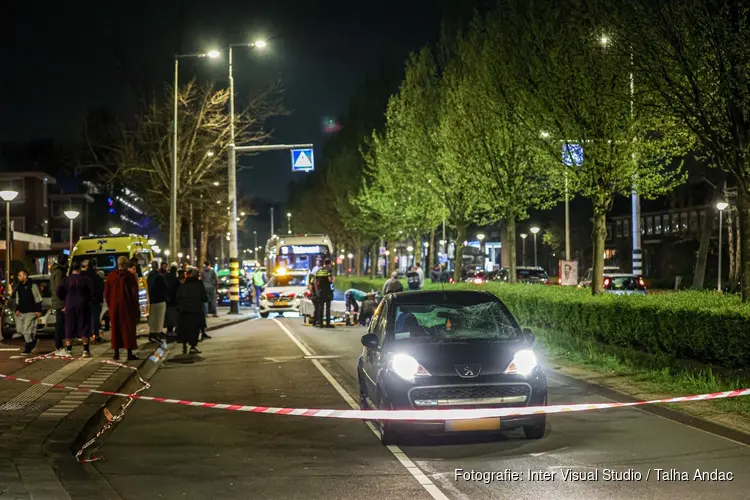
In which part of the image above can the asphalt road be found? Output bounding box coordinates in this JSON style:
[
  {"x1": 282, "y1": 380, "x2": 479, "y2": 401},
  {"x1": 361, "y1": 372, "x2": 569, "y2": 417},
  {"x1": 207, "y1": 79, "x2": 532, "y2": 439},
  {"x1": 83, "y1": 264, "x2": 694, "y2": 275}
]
[{"x1": 94, "y1": 317, "x2": 750, "y2": 499}]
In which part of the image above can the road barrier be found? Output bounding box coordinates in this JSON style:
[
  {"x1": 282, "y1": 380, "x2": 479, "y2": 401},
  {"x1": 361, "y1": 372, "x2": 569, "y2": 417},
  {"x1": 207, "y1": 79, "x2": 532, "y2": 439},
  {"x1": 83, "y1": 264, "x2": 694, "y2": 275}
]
[{"x1": 2, "y1": 367, "x2": 748, "y2": 421}]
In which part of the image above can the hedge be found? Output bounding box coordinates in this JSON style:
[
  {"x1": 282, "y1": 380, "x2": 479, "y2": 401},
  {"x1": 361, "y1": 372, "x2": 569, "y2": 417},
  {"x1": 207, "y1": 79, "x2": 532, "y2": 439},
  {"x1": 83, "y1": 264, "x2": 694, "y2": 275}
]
[{"x1": 335, "y1": 277, "x2": 750, "y2": 369}]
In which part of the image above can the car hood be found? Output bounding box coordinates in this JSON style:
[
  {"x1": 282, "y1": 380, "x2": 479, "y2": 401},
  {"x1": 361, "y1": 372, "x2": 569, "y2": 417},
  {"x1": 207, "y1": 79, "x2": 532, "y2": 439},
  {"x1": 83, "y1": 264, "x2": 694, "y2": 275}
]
[
  {"x1": 264, "y1": 286, "x2": 305, "y2": 297},
  {"x1": 390, "y1": 340, "x2": 529, "y2": 376}
]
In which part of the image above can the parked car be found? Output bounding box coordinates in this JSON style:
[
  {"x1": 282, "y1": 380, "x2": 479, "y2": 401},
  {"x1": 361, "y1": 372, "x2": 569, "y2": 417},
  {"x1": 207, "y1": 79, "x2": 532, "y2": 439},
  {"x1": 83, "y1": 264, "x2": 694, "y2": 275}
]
[
  {"x1": 358, "y1": 290, "x2": 547, "y2": 444},
  {"x1": 495, "y1": 266, "x2": 551, "y2": 285},
  {"x1": 578, "y1": 266, "x2": 623, "y2": 288}
]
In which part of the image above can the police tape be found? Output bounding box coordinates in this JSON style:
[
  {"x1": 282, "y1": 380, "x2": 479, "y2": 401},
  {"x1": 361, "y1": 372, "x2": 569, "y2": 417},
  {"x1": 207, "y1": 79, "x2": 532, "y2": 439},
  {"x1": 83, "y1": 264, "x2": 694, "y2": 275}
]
[{"x1": 1, "y1": 367, "x2": 749, "y2": 420}]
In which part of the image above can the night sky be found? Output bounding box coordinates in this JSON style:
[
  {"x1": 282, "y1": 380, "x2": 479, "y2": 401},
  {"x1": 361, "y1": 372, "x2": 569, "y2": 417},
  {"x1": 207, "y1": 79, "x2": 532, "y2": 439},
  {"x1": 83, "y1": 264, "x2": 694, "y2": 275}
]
[{"x1": 1, "y1": 0, "x2": 443, "y2": 209}]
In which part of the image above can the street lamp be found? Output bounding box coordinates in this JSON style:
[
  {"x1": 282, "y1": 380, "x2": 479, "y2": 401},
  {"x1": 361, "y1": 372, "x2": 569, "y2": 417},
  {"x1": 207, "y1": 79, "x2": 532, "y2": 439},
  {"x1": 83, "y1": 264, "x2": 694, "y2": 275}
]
[
  {"x1": 225, "y1": 39, "x2": 267, "y2": 315},
  {"x1": 0, "y1": 190, "x2": 18, "y2": 290},
  {"x1": 172, "y1": 49, "x2": 220, "y2": 276},
  {"x1": 164, "y1": 249, "x2": 171, "y2": 257},
  {"x1": 717, "y1": 201, "x2": 729, "y2": 291},
  {"x1": 520, "y1": 233, "x2": 528, "y2": 267},
  {"x1": 64, "y1": 210, "x2": 80, "y2": 254},
  {"x1": 109, "y1": 227, "x2": 121, "y2": 235},
  {"x1": 147, "y1": 239, "x2": 157, "y2": 246},
  {"x1": 530, "y1": 226, "x2": 540, "y2": 268}
]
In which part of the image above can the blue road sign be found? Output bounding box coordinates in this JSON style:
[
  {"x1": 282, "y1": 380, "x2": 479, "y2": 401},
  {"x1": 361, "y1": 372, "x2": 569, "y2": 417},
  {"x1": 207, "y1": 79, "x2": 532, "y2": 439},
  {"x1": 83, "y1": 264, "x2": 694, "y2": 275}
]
[
  {"x1": 291, "y1": 148, "x2": 315, "y2": 172},
  {"x1": 562, "y1": 143, "x2": 584, "y2": 167}
]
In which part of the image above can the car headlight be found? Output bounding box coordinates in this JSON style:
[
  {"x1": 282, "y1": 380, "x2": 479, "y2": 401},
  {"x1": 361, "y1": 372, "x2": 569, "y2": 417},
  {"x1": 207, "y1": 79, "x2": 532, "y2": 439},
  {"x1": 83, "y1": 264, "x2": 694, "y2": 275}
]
[
  {"x1": 390, "y1": 354, "x2": 430, "y2": 381},
  {"x1": 219, "y1": 288, "x2": 229, "y2": 294},
  {"x1": 504, "y1": 349, "x2": 538, "y2": 376}
]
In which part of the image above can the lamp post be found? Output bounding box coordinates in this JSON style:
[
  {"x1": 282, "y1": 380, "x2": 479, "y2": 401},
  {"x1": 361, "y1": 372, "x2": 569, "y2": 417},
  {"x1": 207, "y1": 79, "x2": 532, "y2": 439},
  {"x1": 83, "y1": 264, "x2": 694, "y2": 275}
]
[
  {"x1": 64, "y1": 210, "x2": 80, "y2": 254},
  {"x1": 530, "y1": 226, "x2": 540, "y2": 268},
  {"x1": 225, "y1": 39, "x2": 267, "y2": 314},
  {"x1": 716, "y1": 201, "x2": 729, "y2": 291},
  {"x1": 0, "y1": 190, "x2": 18, "y2": 291},
  {"x1": 520, "y1": 233, "x2": 528, "y2": 267},
  {"x1": 477, "y1": 233, "x2": 486, "y2": 271},
  {"x1": 171, "y1": 50, "x2": 220, "y2": 276},
  {"x1": 109, "y1": 227, "x2": 121, "y2": 236}
]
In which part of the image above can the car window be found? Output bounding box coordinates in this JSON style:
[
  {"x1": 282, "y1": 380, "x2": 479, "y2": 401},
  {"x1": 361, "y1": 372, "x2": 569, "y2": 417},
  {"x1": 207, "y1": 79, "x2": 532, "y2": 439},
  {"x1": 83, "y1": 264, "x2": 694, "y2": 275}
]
[
  {"x1": 268, "y1": 274, "x2": 308, "y2": 287},
  {"x1": 72, "y1": 253, "x2": 129, "y2": 275},
  {"x1": 392, "y1": 301, "x2": 520, "y2": 342},
  {"x1": 517, "y1": 269, "x2": 548, "y2": 279},
  {"x1": 35, "y1": 280, "x2": 52, "y2": 298},
  {"x1": 609, "y1": 276, "x2": 639, "y2": 290}
]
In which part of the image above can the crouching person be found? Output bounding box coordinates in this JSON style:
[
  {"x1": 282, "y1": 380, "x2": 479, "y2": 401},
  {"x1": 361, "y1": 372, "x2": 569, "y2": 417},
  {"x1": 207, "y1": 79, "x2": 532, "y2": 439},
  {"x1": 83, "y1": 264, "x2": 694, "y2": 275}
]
[{"x1": 13, "y1": 269, "x2": 42, "y2": 355}]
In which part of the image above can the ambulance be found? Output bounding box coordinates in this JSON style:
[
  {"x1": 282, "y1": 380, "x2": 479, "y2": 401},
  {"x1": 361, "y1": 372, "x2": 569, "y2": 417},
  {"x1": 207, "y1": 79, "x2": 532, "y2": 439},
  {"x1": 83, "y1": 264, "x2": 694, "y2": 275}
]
[{"x1": 70, "y1": 234, "x2": 154, "y2": 319}]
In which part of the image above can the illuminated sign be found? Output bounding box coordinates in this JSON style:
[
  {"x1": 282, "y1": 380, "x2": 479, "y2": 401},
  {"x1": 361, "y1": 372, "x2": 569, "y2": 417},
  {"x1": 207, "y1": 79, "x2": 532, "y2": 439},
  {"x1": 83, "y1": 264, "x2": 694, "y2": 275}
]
[
  {"x1": 562, "y1": 143, "x2": 584, "y2": 166},
  {"x1": 284, "y1": 245, "x2": 324, "y2": 255}
]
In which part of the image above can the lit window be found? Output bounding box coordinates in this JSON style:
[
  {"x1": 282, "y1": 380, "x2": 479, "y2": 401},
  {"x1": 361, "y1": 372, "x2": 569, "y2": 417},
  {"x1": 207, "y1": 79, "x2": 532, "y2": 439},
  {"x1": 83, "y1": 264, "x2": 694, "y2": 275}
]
[
  {"x1": 646, "y1": 217, "x2": 653, "y2": 235},
  {"x1": 654, "y1": 215, "x2": 662, "y2": 235}
]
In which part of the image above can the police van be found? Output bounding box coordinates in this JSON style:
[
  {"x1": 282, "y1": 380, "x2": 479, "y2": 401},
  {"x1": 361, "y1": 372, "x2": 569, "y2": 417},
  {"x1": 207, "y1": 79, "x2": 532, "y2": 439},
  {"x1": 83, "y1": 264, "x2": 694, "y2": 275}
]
[{"x1": 70, "y1": 234, "x2": 154, "y2": 319}]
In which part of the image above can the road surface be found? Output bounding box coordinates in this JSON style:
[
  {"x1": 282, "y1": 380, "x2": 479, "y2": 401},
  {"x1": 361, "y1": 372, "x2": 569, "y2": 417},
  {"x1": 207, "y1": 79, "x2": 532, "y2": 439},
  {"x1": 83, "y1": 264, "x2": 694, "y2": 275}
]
[{"x1": 93, "y1": 317, "x2": 750, "y2": 499}]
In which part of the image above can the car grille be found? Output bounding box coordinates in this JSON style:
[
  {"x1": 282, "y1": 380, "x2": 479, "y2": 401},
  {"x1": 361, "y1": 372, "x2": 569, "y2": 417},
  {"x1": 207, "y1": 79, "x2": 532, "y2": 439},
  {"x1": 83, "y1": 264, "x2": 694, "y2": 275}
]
[{"x1": 409, "y1": 384, "x2": 530, "y2": 409}]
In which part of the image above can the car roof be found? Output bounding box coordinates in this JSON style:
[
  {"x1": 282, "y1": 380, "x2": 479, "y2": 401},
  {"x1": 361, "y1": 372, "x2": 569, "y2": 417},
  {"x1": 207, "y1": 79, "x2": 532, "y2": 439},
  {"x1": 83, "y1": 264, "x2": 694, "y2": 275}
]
[
  {"x1": 605, "y1": 273, "x2": 638, "y2": 278},
  {"x1": 389, "y1": 290, "x2": 500, "y2": 306}
]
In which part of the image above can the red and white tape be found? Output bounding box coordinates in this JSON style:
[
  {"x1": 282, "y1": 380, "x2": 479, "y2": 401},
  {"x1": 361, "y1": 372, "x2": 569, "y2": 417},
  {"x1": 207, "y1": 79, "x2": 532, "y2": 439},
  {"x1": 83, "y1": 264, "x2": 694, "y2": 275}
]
[{"x1": 1, "y1": 369, "x2": 748, "y2": 420}]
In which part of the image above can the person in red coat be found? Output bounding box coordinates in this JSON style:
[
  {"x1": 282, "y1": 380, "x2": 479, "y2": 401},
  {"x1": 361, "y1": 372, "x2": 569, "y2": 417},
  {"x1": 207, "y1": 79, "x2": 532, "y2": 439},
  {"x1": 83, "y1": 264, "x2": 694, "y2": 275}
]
[{"x1": 104, "y1": 256, "x2": 140, "y2": 361}]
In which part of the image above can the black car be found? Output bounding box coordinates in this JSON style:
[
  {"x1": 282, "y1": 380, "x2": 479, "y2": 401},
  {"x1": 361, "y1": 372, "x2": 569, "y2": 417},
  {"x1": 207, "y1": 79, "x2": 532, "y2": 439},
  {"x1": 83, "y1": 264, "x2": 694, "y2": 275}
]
[
  {"x1": 496, "y1": 266, "x2": 551, "y2": 285},
  {"x1": 357, "y1": 290, "x2": 547, "y2": 445},
  {"x1": 217, "y1": 276, "x2": 252, "y2": 305}
]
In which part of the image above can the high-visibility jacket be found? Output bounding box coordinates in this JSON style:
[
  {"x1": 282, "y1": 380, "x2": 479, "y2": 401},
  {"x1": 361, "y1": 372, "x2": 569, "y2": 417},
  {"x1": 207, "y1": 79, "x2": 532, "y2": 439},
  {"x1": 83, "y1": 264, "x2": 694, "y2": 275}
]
[{"x1": 253, "y1": 271, "x2": 266, "y2": 287}]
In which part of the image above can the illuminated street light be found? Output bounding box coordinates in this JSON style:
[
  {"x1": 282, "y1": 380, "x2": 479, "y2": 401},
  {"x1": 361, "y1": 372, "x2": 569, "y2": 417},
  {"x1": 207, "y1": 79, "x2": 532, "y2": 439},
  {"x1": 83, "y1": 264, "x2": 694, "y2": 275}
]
[
  {"x1": 530, "y1": 226, "x2": 540, "y2": 267},
  {"x1": 206, "y1": 50, "x2": 221, "y2": 58},
  {"x1": 213, "y1": 181, "x2": 220, "y2": 186},
  {"x1": 64, "y1": 210, "x2": 80, "y2": 254},
  {"x1": 109, "y1": 227, "x2": 122, "y2": 235},
  {"x1": 254, "y1": 39, "x2": 267, "y2": 48},
  {"x1": 164, "y1": 249, "x2": 171, "y2": 257},
  {"x1": 407, "y1": 246, "x2": 414, "y2": 252},
  {"x1": 521, "y1": 233, "x2": 528, "y2": 266},
  {"x1": 600, "y1": 34, "x2": 610, "y2": 46},
  {"x1": 206, "y1": 151, "x2": 215, "y2": 157},
  {"x1": 147, "y1": 239, "x2": 157, "y2": 245},
  {"x1": 0, "y1": 190, "x2": 18, "y2": 291},
  {"x1": 717, "y1": 201, "x2": 729, "y2": 291}
]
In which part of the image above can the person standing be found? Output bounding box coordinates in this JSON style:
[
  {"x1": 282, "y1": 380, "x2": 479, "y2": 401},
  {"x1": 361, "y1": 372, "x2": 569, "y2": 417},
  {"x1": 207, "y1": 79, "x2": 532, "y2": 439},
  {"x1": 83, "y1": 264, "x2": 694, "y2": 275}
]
[
  {"x1": 13, "y1": 269, "x2": 42, "y2": 355},
  {"x1": 104, "y1": 256, "x2": 139, "y2": 361},
  {"x1": 201, "y1": 261, "x2": 219, "y2": 318},
  {"x1": 159, "y1": 261, "x2": 168, "y2": 274},
  {"x1": 406, "y1": 266, "x2": 421, "y2": 291},
  {"x1": 56, "y1": 261, "x2": 94, "y2": 358},
  {"x1": 82, "y1": 259, "x2": 105, "y2": 344},
  {"x1": 164, "y1": 263, "x2": 180, "y2": 336},
  {"x1": 177, "y1": 268, "x2": 207, "y2": 355},
  {"x1": 314, "y1": 258, "x2": 334, "y2": 328},
  {"x1": 50, "y1": 253, "x2": 68, "y2": 356},
  {"x1": 147, "y1": 261, "x2": 168, "y2": 343},
  {"x1": 252, "y1": 267, "x2": 267, "y2": 308},
  {"x1": 383, "y1": 271, "x2": 404, "y2": 295}
]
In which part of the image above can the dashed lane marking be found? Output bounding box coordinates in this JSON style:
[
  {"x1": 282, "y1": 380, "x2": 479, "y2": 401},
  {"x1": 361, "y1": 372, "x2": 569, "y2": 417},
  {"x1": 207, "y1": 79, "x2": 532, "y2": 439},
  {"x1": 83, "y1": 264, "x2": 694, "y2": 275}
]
[{"x1": 271, "y1": 318, "x2": 450, "y2": 500}]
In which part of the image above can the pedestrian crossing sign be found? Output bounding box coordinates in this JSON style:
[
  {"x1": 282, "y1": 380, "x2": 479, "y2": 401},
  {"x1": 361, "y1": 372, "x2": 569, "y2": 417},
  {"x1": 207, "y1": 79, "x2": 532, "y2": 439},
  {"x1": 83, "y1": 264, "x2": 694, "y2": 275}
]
[{"x1": 291, "y1": 148, "x2": 314, "y2": 172}]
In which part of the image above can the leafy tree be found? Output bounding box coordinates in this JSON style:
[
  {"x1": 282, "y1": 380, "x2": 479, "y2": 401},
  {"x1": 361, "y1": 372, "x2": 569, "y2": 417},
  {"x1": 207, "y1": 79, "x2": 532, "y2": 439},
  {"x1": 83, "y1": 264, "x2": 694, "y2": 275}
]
[
  {"x1": 493, "y1": 0, "x2": 690, "y2": 294},
  {"x1": 439, "y1": 26, "x2": 563, "y2": 282},
  {"x1": 608, "y1": 0, "x2": 750, "y2": 301}
]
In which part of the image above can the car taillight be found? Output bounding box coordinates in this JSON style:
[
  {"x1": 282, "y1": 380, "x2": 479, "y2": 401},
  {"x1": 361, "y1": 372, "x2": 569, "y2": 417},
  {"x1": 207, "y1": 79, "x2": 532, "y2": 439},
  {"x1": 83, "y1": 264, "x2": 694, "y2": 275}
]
[
  {"x1": 473, "y1": 278, "x2": 483, "y2": 285},
  {"x1": 603, "y1": 278, "x2": 611, "y2": 288},
  {"x1": 638, "y1": 277, "x2": 646, "y2": 288}
]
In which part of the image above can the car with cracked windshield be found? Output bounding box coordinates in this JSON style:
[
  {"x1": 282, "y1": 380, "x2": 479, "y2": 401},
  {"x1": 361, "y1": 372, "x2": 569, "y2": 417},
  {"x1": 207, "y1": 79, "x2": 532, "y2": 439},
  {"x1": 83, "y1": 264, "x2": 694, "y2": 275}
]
[{"x1": 357, "y1": 290, "x2": 547, "y2": 445}]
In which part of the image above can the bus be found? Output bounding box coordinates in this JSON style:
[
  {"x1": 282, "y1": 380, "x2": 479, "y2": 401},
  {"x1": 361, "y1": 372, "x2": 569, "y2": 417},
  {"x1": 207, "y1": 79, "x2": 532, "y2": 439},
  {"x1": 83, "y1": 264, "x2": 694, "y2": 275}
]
[{"x1": 265, "y1": 234, "x2": 333, "y2": 273}]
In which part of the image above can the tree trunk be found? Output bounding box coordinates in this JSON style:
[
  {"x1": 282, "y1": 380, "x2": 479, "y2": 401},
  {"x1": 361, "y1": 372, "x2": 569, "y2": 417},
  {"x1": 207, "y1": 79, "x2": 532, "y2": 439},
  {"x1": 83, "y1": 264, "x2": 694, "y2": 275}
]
[
  {"x1": 693, "y1": 171, "x2": 726, "y2": 289},
  {"x1": 454, "y1": 221, "x2": 467, "y2": 283},
  {"x1": 387, "y1": 240, "x2": 396, "y2": 276},
  {"x1": 369, "y1": 243, "x2": 377, "y2": 278},
  {"x1": 506, "y1": 214, "x2": 517, "y2": 284},
  {"x1": 738, "y1": 188, "x2": 750, "y2": 303},
  {"x1": 199, "y1": 213, "x2": 208, "y2": 267},
  {"x1": 736, "y1": 210, "x2": 742, "y2": 282},
  {"x1": 424, "y1": 228, "x2": 435, "y2": 274},
  {"x1": 728, "y1": 208, "x2": 736, "y2": 282},
  {"x1": 591, "y1": 209, "x2": 606, "y2": 295},
  {"x1": 355, "y1": 241, "x2": 362, "y2": 277}
]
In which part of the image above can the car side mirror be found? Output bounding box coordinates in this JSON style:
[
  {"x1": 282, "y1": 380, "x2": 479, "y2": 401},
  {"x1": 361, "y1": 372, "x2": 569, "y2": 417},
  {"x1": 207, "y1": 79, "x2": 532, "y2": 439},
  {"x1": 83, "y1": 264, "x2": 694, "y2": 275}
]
[
  {"x1": 361, "y1": 333, "x2": 379, "y2": 350},
  {"x1": 522, "y1": 328, "x2": 535, "y2": 346}
]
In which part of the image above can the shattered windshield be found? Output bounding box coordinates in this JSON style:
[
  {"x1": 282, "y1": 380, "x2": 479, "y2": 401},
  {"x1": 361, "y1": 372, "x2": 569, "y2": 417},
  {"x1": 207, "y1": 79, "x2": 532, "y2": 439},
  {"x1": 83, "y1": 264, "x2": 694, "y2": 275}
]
[{"x1": 392, "y1": 302, "x2": 520, "y2": 342}]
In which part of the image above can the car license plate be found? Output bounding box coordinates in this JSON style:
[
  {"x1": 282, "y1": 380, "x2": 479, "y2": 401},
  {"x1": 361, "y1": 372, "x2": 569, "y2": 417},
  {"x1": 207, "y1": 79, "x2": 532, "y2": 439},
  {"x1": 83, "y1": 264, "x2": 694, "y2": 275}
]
[
  {"x1": 445, "y1": 418, "x2": 501, "y2": 432},
  {"x1": 275, "y1": 301, "x2": 289, "y2": 307}
]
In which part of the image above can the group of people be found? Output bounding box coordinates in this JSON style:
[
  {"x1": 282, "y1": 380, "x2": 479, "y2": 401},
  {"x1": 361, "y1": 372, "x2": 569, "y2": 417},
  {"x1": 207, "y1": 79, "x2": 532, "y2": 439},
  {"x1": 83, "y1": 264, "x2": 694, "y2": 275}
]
[{"x1": 12, "y1": 253, "x2": 218, "y2": 359}]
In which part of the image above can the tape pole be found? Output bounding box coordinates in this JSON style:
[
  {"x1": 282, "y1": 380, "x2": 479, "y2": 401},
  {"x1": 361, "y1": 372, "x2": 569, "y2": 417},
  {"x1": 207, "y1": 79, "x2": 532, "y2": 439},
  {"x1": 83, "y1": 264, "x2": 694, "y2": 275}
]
[{"x1": 1, "y1": 369, "x2": 748, "y2": 421}]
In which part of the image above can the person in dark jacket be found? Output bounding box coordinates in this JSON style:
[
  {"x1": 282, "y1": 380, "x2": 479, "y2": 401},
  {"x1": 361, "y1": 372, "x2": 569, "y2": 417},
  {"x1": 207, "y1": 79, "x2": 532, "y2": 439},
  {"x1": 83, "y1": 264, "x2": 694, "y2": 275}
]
[
  {"x1": 383, "y1": 271, "x2": 404, "y2": 295},
  {"x1": 147, "y1": 261, "x2": 169, "y2": 343},
  {"x1": 406, "y1": 266, "x2": 421, "y2": 291},
  {"x1": 164, "y1": 264, "x2": 180, "y2": 336},
  {"x1": 159, "y1": 261, "x2": 168, "y2": 274},
  {"x1": 13, "y1": 269, "x2": 43, "y2": 355},
  {"x1": 313, "y1": 259, "x2": 334, "y2": 328},
  {"x1": 177, "y1": 268, "x2": 207, "y2": 355},
  {"x1": 56, "y1": 261, "x2": 94, "y2": 358},
  {"x1": 49, "y1": 254, "x2": 68, "y2": 356},
  {"x1": 82, "y1": 259, "x2": 105, "y2": 344}
]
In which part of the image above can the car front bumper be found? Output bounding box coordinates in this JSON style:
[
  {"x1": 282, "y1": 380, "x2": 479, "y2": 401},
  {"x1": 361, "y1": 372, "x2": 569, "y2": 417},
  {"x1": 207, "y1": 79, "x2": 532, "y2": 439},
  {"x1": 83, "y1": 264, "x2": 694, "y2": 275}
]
[
  {"x1": 381, "y1": 369, "x2": 548, "y2": 434},
  {"x1": 259, "y1": 298, "x2": 302, "y2": 314}
]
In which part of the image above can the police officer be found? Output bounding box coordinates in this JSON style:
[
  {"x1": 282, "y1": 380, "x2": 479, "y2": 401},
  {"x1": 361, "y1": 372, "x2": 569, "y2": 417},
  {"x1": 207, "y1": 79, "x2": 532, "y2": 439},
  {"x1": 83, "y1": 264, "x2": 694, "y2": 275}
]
[{"x1": 314, "y1": 258, "x2": 334, "y2": 328}]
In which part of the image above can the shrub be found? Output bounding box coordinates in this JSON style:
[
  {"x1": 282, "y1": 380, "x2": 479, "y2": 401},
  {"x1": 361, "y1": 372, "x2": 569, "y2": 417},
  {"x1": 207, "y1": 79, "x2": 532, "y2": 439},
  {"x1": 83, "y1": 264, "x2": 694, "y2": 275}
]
[{"x1": 334, "y1": 277, "x2": 750, "y2": 368}]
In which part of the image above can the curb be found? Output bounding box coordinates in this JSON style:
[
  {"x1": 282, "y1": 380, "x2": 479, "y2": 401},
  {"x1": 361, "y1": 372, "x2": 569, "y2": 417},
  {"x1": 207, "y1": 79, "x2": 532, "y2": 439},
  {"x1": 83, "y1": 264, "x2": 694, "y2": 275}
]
[
  {"x1": 71, "y1": 314, "x2": 256, "y2": 462},
  {"x1": 549, "y1": 369, "x2": 750, "y2": 446}
]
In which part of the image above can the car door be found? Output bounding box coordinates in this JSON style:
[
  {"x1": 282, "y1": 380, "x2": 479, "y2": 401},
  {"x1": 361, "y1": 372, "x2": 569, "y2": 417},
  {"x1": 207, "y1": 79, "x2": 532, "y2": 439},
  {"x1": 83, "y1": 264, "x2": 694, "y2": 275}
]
[{"x1": 362, "y1": 300, "x2": 387, "y2": 404}]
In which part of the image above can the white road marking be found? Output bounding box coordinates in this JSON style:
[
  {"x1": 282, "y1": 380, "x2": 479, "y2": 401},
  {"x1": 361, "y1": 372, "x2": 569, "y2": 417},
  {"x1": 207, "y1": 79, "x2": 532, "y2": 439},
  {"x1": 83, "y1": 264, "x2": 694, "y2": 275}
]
[
  {"x1": 304, "y1": 355, "x2": 342, "y2": 360},
  {"x1": 0, "y1": 348, "x2": 20, "y2": 351},
  {"x1": 272, "y1": 318, "x2": 450, "y2": 500},
  {"x1": 263, "y1": 356, "x2": 302, "y2": 363}
]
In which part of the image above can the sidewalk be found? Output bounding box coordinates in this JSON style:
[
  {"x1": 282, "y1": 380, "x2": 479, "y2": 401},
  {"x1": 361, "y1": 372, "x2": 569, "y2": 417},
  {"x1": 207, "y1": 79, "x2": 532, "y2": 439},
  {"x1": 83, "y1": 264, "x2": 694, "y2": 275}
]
[{"x1": 0, "y1": 307, "x2": 256, "y2": 499}]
